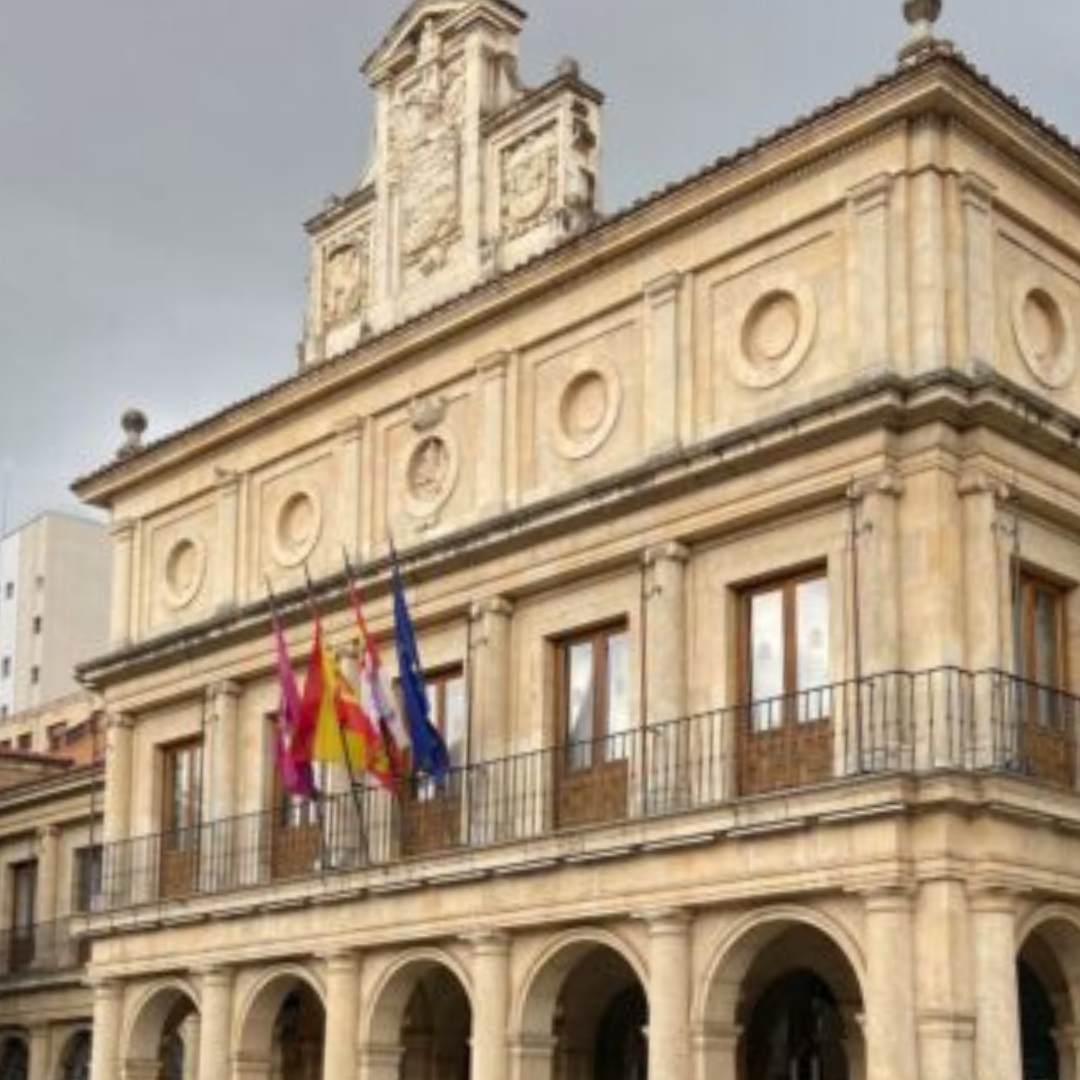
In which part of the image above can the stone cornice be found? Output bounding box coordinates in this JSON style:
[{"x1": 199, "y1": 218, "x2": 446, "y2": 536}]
[
  {"x1": 71, "y1": 53, "x2": 1080, "y2": 510},
  {"x1": 75, "y1": 367, "x2": 1080, "y2": 691}
]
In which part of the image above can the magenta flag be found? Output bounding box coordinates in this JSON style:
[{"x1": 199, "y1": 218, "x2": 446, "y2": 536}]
[{"x1": 272, "y1": 613, "x2": 317, "y2": 799}]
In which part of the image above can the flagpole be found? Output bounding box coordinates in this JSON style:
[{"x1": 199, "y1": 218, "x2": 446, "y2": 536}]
[{"x1": 302, "y1": 563, "x2": 369, "y2": 867}]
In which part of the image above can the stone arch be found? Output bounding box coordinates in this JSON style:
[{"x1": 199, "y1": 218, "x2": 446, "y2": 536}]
[
  {"x1": 696, "y1": 905, "x2": 867, "y2": 1080},
  {"x1": 1017, "y1": 903, "x2": 1080, "y2": 1079},
  {"x1": 235, "y1": 962, "x2": 326, "y2": 1062},
  {"x1": 122, "y1": 977, "x2": 200, "y2": 1066},
  {"x1": 695, "y1": 904, "x2": 866, "y2": 1029},
  {"x1": 363, "y1": 948, "x2": 474, "y2": 1080},
  {"x1": 0, "y1": 1033, "x2": 29, "y2": 1080},
  {"x1": 513, "y1": 926, "x2": 650, "y2": 1080},
  {"x1": 513, "y1": 926, "x2": 648, "y2": 1041},
  {"x1": 54, "y1": 1029, "x2": 92, "y2": 1080}
]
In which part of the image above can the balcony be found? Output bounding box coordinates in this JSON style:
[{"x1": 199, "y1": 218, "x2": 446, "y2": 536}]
[
  {"x1": 0, "y1": 919, "x2": 90, "y2": 979},
  {"x1": 90, "y1": 668, "x2": 1079, "y2": 914}
]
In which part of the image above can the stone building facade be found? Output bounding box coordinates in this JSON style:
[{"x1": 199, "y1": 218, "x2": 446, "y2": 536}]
[
  {"x1": 0, "y1": 715, "x2": 103, "y2": 1080},
  {"x1": 64, "y1": 3, "x2": 1080, "y2": 1079}
]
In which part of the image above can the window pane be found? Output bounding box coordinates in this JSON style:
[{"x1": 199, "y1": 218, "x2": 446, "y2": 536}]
[
  {"x1": 566, "y1": 640, "x2": 595, "y2": 768},
  {"x1": 1034, "y1": 587, "x2": 1061, "y2": 727},
  {"x1": 750, "y1": 589, "x2": 784, "y2": 731},
  {"x1": 443, "y1": 674, "x2": 467, "y2": 768},
  {"x1": 605, "y1": 631, "x2": 631, "y2": 760},
  {"x1": 797, "y1": 577, "x2": 830, "y2": 722},
  {"x1": 12, "y1": 864, "x2": 35, "y2": 929}
]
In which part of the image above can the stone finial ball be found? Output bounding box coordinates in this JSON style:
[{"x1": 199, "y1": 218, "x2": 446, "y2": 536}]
[
  {"x1": 556, "y1": 57, "x2": 581, "y2": 79},
  {"x1": 121, "y1": 409, "x2": 148, "y2": 439},
  {"x1": 904, "y1": 0, "x2": 942, "y2": 26}
]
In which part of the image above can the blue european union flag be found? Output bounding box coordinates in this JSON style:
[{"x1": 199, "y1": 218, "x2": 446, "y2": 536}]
[{"x1": 390, "y1": 547, "x2": 451, "y2": 780}]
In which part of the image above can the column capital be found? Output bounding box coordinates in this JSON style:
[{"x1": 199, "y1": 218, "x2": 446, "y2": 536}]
[
  {"x1": 959, "y1": 170, "x2": 997, "y2": 212},
  {"x1": 638, "y1": 907, "x2": 693, "y2": 935},
  {"x1": 848, "y1": 172, "x2": 893, "y2": 213},
  {"x1": 860, "y1": 883, "x2": 916, "y2": 913},
  {"x1": 509, "y1": 1033, "x2": 559, "y2": 1060},
  {"x1": 469, "y1": 596, "x2": 514, "y2": 621},
  {"x1": 968, "y1": 883, "x2": 1023, "y2": 914},
  {"x1": 476, "y1": 349, "x2": 512, "y2": 378},
  {"x1": 207, "y1": 679, "x2": 243, "y2": 703},
  {"x1": 89, "y1": 975, "x2": 124, "y2": 996},
  {"x1": 320, "y1": 947, "x2": 362, "y2": 974},
  {"x1": 105, "y1": 712, "x2": 135, "y2": 733},
  {"x1": 644, "y1": 270, "x2": 683, "y2": 301},
  {"x1": 463, "y1": 928, "x2": 512, "y2": 955},
  {"x1": 691, "y1": 1021, "x2": 742, "y2": 1051},
  {"x1": 334, "y1": 414, "x2": 367, "y2": 440},
  {"x1": 193, "y1": 964, "x2": 234, "y2": 988},
  {"x1": 37, "y1": 822, "x2": 61, "y2": 843},
  {"x1": 643, "y1": 541, "x2": 690, "y2": 569},
  {"x1": 213, "y1": 466, "x2": 242, "y2": 493},
  {"x1": 848, "y1": 470, "x2": 904, "y2": 503},
  {"x1": 958, "y1": 468, "x2": 1011, "y2": 502},
  {"x1": 109, "y1": 517, "x2": 137, "y2": 541}
]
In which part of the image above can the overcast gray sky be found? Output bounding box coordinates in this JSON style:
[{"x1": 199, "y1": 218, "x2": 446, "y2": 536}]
[{"x1": 1, "y1": 1, "x2": 1076, "y2": 529}]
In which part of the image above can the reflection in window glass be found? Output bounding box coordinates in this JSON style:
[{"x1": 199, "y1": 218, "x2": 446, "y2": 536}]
[
  {"x1": 606, "y1": 632, "x2": 631, "y2": 758},
  {"x1": 567, "y1": 640, "x2": 596, "y2": 748},
  {"x1": 797, "y1": 578, "x2": 830, "y2": 722},
  {"x1": 442, "y1": 674, "x2": 467, "y2": 768},
  {"x1": 750, "y1": 589, "x2": 784, "y2": 731}
]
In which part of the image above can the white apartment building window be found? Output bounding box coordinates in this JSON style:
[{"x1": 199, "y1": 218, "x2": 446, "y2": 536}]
[
  {"x1": 30, "y1": 666, "x2": 40, "y2": 685},
  {"x1": 3, "y1": 582, "x2": 12, "y2": 600},
  {"x1": 32, "y1": 616, "x2": 42, "y2": 635},
  {"x1": 16, "y1": 733, "x2": 31, "y2": 751},
  {"x1": 1, "y1": 657, "x2": 9, "y2": 678}
]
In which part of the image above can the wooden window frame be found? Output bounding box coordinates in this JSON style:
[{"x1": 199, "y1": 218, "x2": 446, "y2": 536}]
[
  {"x1": 554, "y1": 619, "x2": 631, "y2": 763},
  {"x1": 10, "y1": 860, "x2": 36, "y2": 932},
  {"x1": 160, "y1": 737, "x2": 203, "y2": 838},
  {"x1": 72, "y1": 845, "x2": 103, "y2": 914},
  {"x1": 1017, "y1": 569, "x2": 1070, "y2": 692},
  {"x1": 738, "y1": 566, "x2": 829, "y2": 714}
]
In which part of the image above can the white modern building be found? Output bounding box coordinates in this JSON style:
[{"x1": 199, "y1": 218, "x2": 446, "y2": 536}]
[{"x1": 0, "y1": 513, "x2": 110, "y2": 721}]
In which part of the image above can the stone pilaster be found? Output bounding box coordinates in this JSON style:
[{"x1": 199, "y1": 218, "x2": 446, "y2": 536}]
[
  {"x1": 909, "y1": 115, "x2": 948, "y2": 374},
  {"x1": 27, "y1": 1024, "x2": 49, "y2": 1080},
  {"x1": 864, "y1": 887, "x2": 919, "y2": 1080},
  {"x1": 849, "y1": 174, "x2": 894, "y2": 377},
  {"x1": 476, "y1": 351, "x2": 511, "y2": 517},
  {"x1": 644, "y1": 909, "x2": 692, "y2": 1080},
  {"x1": 643, "y1": 272, "x2": 683, "y2": 455},
  {"x1": 34, "y1": 825, "x2": 60, "y2": 926},
  {"x1": 108, "y1": 519, "x2": 136, "y2": 648},
  {"x1": 196, "y1": 966, "x2": 234, "y2": 1080},
  {"x1": 206, "y1": 681, "x2": 242, "y2": 822},
  {"x1": 914, "y1": 878, "x2": 976, "y2": 1080},
  {"x1": 89, "y1": 978, "x2": 124, "y2": 1080},
  {"x1": 970, "y1": 887, "x2": 1022, "y2": 1080},
  {"x1": 323, "y1": 950, "x2": 362, "y2": 1080},
  {"x1": 959, "y1": 172, "x2": 997, "y2": 369},
  {"x1": 642, "y1": 542, "x2": 690, "y2": 725},
  {"x1": 214, "y1": 468, "x2": 242, "y2": 613},
  {"x1": 691, "y1": 1022, "x2": 741, "y2": 1080},
  {"x1": 469, "y1": 597, "x2": 514, "y2": 762},
  {"x1": 103, "y1": 713, "x2": 134, "y2": 845},
  {"x1": 468, "y1": 931, "x2": 511, "y2": 1080},
  {"x1": 852, "y1": 472, "x2": 904, "y2": 678},
  {"x1": 336, "y1": 416, "x2": 367, "y2": 562},
  {"x1": 180, "y1": 1014, "x2": 201, "y2": 1080}
]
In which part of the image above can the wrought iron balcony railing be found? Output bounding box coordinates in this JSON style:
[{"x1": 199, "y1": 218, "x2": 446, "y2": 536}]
[
  {"x1": 0, "y1": 918, "x2": 90, "y2": 978},
  {"x1": 87, "y1": 668, "x2": 1079, "y2": 914}
]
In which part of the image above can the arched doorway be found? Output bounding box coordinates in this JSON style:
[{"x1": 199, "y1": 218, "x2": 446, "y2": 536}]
[
  {"x1": 237, "y1": 970, "x2": 325, "y2": 1080},
  {"x1": 0, "y1": 1037, "x2": 28, "y2": 1080},
  {"x1": 123, "y1": 983, "x2": 199, "y2": 1080},
  {"x1": 57, "y1": 1031, "x2": 92, "y2": 1080},
  {"x1": 698, "y1": 912, "x2": 865, "y2": 1080},
  {"x1": 516, "y1": 935, "x2": 649, "y2": 1080},
  {"x1": 1015, "y1": 918, "x2": 1080, "y2": 1080},
  {"x1": 743, "y1": 970, "x2": 848, "y2": 1080},
  {"x1": 365, "y1": 955, "x2": 472, "y2": 1080},
  {"x1": 1019, "y1": 959, "x2": 1059, "y2": 1080}
]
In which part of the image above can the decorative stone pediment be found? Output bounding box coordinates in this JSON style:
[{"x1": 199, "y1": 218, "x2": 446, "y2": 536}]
[{"x1": 300, "y1": 0, "x2": 604, "y2": 368}]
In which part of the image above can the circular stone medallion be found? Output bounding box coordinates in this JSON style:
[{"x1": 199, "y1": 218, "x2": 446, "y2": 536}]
[
  {"x1": 163, "y1": 536, "x2": 205, "y2": 610},
  {"x1": 272, "y1": 490, "x2": 323, "y2": 568},
  {"x1": 1013, "y1": 281, "x2": 1076, "y2": 390},
  {"x1": 553, "y1": 358, "x2": 622, "y2": 461},
  {"x1": 404, "y1": 433, "x2": 460, "y2": 521},
  {"x1": 730, "y1": 276, "x2": 818, "y2": 390}
]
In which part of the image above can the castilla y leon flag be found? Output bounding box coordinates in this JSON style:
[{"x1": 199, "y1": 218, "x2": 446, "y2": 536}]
[{"x1": 270, "y1": 610, "x2": 317, "y2": 800}]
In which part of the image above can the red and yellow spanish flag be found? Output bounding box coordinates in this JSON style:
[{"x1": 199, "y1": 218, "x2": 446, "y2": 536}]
[{"x1": 304, "y1": 623, "x2": 368, "y2": 769}]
